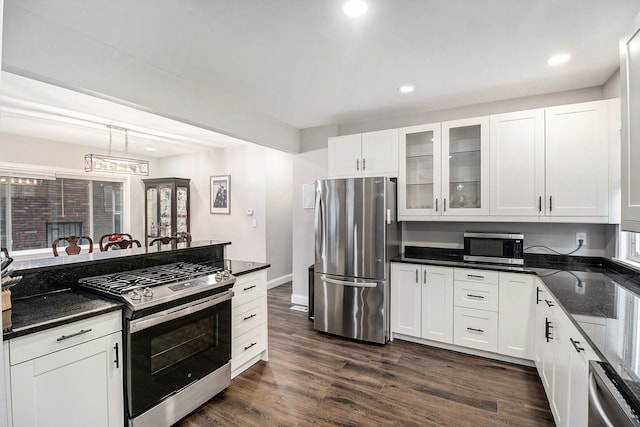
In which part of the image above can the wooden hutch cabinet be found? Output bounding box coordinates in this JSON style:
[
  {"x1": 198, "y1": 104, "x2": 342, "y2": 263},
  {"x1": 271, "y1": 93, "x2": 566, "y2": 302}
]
[{"x1": 143, "y1": 178, "x2": 190, "y2": 246}]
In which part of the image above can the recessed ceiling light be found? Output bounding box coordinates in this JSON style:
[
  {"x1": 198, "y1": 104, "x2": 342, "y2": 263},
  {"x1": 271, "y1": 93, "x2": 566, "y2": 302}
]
[
  {"x1": 146, "y1": 147, "x2": 157, "y2": 152},
  {"x1": 548, "y1": 53, "x2": 571, "y2": 66},
  {"x1": 343, "y1": 0, "x2": 368, "y2": 17},
  {"x1": 398, "y1": 84, "x2": 416, "y2": 94}
]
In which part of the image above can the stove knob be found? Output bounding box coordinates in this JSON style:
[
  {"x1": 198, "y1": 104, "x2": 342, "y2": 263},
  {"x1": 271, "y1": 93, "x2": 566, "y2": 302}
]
[
  {"x1": 130, "y1": 289, "x2": 142, "y2": 301},
  {"x1": 222, "y1": 270, "x2": 230, "y2": 279},
  {"x1": 215, "y1": 272, "x2": 223, "y2": 280},
  {"x1": 143, "y1": 287, "x2": 153, "y2": 298}
]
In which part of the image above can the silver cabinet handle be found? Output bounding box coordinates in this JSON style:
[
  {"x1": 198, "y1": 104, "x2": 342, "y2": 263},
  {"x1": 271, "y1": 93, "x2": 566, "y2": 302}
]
[
  {"x1": 114, "y1": 342, "x2": 120, "y2": 368},
  {"x1": 356, "y1": 159, "x2": 360, "y2": 171},
  {"x1": 244, "y1": 342, "x2": 257, "y2": 351},
  {"x1": 538, "y1": 196, "x2": 542, "y2": 212},
  {"x1": 243, "y1": 313, "x2": 257, "y2": 321},
  {"x1": 443, "y1": 198, "x2": 447, "y2": 212},
  {"x1": 467, "y1": 274, "x2": 485, "y2": 279},
  {"x1": 435, "y1": 199, "x2": 438, "y2": 212},
  {"x1": 362, "y1": 158, "x2": 366, "y2": 171},
  {"x1": 467, "y1": 327, "x2": 484, "y2": 333},
  {"x1": 423, "y1": 270, "x2": 427, "y2": 284},
  {"x1": 57, "y1": 328, "x2": 92, "y2": 342},
  {"x1": 243, "y1": 285, "x2": 257, "y2": 291},
  {"x1": 415, "y1": 269, "x2": 418, "y2": 283},
  {"x1": 466, "y1": 294, "x2": 484, "y2": 299},
  {"x1": 549, "y1": 195, "x2": 553, "y2": 212},
  {"x1": 545, "y1": 299, "x2": 555, "y2": 307},
  {"x1": 321, "y1": 276, "x2": 377, "y2": 288},
  {"x1": 570, "y1": 338, "x2": 584, "y2": 353}
]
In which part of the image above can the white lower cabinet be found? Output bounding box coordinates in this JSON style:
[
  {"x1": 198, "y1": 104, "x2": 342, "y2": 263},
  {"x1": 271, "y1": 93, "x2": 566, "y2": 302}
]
[
  {"x1": 498, "y1": 272, "x2": 535, "y2": 359},
  {"x1": 391, "y1": 263, "x2": 453, "y2": 343},
  {"x1": 534, "y1": 279, "x2": 600, "y2": 427},
  {"x1": 231, "y1": 270, "x2": 269, "y2": 378},
  {"x1": 7, "y1": 311, "x2": 124, "y2": 427},
  {"x1": 453, "y1": 306, "x2": 498, "y2": 352}
]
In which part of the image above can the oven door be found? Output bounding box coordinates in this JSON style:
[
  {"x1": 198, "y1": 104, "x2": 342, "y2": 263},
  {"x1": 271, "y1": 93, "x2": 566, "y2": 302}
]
[{"x1": 126, "y1": 291, "x2": 232, "y2": 418}]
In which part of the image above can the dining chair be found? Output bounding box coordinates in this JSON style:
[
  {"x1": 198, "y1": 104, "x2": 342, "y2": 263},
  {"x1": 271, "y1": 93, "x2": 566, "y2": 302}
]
[
  {"x1": 149, "y1": 236, "x2": 178, "y2": 246},
  {"x1": 173, "y1": 231, "x2": 192, "y2": 243},
  {"x1": 52, "y1": 236, "x2": 94, "y2": 256},
  {"x1": 103, "y1": 239, "x2": 142, "y2": 251},
  {"x1": 98, "y1": 233, "x2": 134, "y2": 252}
]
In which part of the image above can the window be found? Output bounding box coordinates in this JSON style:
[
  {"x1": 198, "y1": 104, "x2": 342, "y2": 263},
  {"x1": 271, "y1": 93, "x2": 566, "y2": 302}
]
[{"x1": 0, "y1": 175, "x2": 124, "y2": 253}]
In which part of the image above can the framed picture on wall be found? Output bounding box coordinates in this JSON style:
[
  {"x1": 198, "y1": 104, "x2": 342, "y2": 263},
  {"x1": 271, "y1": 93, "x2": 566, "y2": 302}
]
[{"x1": 210, "y1": 175, "x2": 230, "y2": 214}]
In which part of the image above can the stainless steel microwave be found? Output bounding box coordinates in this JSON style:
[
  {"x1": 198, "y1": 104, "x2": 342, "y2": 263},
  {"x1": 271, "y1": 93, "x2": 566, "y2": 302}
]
[{"x1": 463, "y1": 232, "x2": 524, "y2": 265}]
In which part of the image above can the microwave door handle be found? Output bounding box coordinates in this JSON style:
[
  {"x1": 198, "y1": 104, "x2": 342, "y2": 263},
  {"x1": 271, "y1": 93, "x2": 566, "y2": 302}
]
[
  {"x1": 320, "y1": 276, "x2": 377, "y2": 288},
  {"x1": 588, "y1": 372, "x2": 616, "y2": 427}
]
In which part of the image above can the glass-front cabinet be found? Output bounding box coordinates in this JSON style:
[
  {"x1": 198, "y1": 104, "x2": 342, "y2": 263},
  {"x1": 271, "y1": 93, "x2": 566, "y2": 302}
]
[
  {"x1": 143, "y1": 178, "x2": 190, "y2": 246},
  {"x1": 398, "y1": 117, "x2": 489, "y2": 220}
]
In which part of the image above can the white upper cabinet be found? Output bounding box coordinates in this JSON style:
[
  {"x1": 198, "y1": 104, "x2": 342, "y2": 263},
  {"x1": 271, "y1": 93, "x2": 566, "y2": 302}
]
[
  {"x1": 327, "y1": 129, "x2": 398, "y2": 178},
  {"x1": 398, "y1": 117, "x2": 489, "y2": 220},
  {"x1": 398, "y1": 123, "x2": 442, "y2": 217},
  {"x1": 490, "y1": 109, "x2": 546, "y2": 216},
  {"x1": 442, "y1": 117, "x2": 490, "y2": 216},
  {"x1": 621, "y1": 14, "x2": 640, "y2": 232},
  {"x1": 545, "y1": 101, "x2": 609, "y2": 217}
]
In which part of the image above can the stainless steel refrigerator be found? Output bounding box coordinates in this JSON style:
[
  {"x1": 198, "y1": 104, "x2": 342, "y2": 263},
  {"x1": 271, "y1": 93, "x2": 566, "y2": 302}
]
[{"x1": 314, "y1": 177, "x2": 400, "y2": 344}]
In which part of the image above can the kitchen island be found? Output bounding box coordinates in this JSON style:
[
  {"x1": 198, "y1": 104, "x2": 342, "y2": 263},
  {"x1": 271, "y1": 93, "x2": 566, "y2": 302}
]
[{"x1": 2, "y1": 240, "x2": 269, "y2": 427}]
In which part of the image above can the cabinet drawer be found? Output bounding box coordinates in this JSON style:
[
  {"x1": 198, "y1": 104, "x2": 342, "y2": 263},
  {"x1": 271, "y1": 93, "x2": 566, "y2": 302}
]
[
  {"x1": 453, "y1": 307, "x2": 498, "y2": 352},
  {"x1": 454, "y1": 281, "x2": 498, "y2": 311},
  {"x1": 233, "y1": 298, "x2": 267, "y2": 338},
  {"x1": 454, "y1": 268, "x2": 499, "y2": 285},
  {"x1": 9, "y1": 311, "x2": 122, "y2": 366},
  {"x1": 232, "y1": 323, "x2": 267, "y2": 370},
  {"x1": 232, "y1": 271, "x2": 267, "y2": 307}
]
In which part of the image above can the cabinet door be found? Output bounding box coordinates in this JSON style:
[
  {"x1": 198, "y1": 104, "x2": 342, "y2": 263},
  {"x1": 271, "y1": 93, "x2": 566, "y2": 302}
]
[
  {"x1": 361, "y1": 129, "x2": 399, "y2": 177},
  {"x1": 545, "y1": 101, "x2": 609, "y2": 217},
  {"x1": 390, "y1": 263, "x2": 422, "y2": 337},
  {"x1": 621, "y1": 18, "x2": 640, "y2": 231},
  {"x1": 398, "y1": 124, "x2": 442, "y2": 218},
  {"x1": 328, "y1": 134, "x2": 362, "y2": 178},
  {"x1": 565, "y1": 321, "x2": 599, "y2": 427},
  {"x1": 442, "y1": 117, "x2": 490, "y2": 216},
  {"x1": 421, "y1": 266, "x2": 454, "y2": 343},
  {"x1": 11, "y1": 332, "x2": 123, "y2": 427},
  {"x1": 498, "y1": 273, "x2": 535, "y2": 360},
  {"x1": 453, "y1": 306, "x2": 498, "y2": 352},
  {"x1": 538, "y1": 292, "x2": 556, "y2": 396},
  {"x1": 490, "y1": 109, "x2": 545, "y2": 216}
]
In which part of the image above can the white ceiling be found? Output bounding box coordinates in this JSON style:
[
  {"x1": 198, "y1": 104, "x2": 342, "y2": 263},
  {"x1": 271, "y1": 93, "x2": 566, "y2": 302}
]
[{"x1": 2, "y1": 0, "x2": 640, "y2": 154}]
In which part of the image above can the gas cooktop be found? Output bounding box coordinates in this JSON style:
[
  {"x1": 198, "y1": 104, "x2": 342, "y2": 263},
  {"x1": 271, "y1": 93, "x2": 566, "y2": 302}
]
[{"x1": 78, "y1": 262, "x2": 235, "y2": 311}]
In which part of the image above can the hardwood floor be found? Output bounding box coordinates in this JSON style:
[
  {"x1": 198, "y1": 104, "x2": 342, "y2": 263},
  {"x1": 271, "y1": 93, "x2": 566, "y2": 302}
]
[{"x1": 178, "y1": 283, "x2": 554, "y2": 426}]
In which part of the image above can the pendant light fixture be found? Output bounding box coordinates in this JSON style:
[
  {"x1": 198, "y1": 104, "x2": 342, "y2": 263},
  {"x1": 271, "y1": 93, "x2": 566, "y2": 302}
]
[{"x1": 85, "y1": 125, "x2": 149, "y2": 175}]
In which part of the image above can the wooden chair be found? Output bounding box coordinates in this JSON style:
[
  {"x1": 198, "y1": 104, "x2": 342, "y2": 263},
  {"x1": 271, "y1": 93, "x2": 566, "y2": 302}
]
[
  {"x1": 98, "y1": 233, "x2": 134, "y2": 252},
  {"x1": 52, "y1": 236, "x2": 94, "y2": 257},
  {"x1": 173, "y1": 231, "x2": 192, "y2": 243},
  {"x1": 103, "y1": 239, "x2": 141, "y2": 251},
  {"x1": 149, "y1": 236, "x2": 179, "y2": 246}
]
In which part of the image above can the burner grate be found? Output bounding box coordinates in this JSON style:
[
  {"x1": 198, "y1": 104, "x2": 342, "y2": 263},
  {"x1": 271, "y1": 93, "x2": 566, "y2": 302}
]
[{"x1": 78, "y1": 262, "x2": 221, "y2": 295}]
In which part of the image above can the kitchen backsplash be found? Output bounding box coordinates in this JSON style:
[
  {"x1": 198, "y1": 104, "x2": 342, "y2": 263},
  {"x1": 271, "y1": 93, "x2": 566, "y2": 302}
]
[{"x1": 401, "y1": 221, "x2": 618, "y2": 258}]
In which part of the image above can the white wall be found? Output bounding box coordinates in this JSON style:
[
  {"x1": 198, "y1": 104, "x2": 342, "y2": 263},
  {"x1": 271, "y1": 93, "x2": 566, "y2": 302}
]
[
  {"x1": 291, "y1": 148, "x2": 327, "y2": 306},
  {"x1": 265, "y1": 149, "x2": 293, "y2": 283}
]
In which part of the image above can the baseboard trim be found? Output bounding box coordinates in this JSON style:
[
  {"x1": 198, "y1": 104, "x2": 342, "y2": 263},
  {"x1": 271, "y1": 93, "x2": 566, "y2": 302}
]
[
  {"x1": 267, "y1": 273, "x2": 292, "y2": 290},
  {"x1": 291, "y1": 293, "x2": 309, "y2": 306},
  {"x1": 391, "y1": 333, "x2": 535, "y2": 367}
]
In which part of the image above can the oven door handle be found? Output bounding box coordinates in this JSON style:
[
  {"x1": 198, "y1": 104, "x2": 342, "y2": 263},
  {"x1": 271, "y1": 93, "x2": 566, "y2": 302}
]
[{"x1": 129, "y1": 290, "x2": 234, "y2": 333}]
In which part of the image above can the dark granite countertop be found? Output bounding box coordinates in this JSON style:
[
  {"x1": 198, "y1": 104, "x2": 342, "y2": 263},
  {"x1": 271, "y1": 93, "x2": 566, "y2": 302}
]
[
  {"x1": 222, "y1": 260, "x2": 270, "y2": 276},
  {"x1": 392, "y1": 246, "x2": 640, "y2": 411},
  {"x1": 2, "y1": 253, "x2": 269, "y2": 342},
  {"x1": 3, "y1": 290, "x2": 123, "y2": 340}
]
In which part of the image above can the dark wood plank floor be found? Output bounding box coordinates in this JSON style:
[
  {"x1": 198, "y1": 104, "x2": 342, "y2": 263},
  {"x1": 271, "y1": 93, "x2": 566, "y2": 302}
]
[{"x1": 178, "y1": 283, "x2": 554, "y2": 426}]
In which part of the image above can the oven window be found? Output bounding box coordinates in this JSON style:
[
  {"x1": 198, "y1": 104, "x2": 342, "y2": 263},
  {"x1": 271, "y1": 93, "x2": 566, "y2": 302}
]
[
  {"x1": 151, "y1": 315, "x2": 216, "y2": 375},
  {"x1": 469, "y1": 239, "x2": 503, "y2": 257}
]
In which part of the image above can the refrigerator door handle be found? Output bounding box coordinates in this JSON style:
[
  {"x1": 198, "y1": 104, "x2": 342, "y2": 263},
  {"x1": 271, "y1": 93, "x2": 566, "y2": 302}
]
[{"x1": 320, "y1": 276, "x2": 378, "y2": 288}]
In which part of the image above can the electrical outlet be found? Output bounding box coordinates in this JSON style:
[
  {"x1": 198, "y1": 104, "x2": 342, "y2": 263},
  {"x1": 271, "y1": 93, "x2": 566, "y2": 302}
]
[{"x1": 576, "y1": 232, "x2": 587, "y2": 246}]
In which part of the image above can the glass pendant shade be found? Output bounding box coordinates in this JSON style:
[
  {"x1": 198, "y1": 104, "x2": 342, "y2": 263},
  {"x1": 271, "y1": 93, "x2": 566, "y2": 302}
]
[{"x1": 85, "y1": 154, "x2": 149, "y2": 175}]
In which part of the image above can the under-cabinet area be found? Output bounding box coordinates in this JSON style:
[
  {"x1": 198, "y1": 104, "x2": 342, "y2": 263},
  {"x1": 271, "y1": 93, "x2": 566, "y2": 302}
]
[{"x1": 389, "y1": 259, "x2": 632, "y2": 427}]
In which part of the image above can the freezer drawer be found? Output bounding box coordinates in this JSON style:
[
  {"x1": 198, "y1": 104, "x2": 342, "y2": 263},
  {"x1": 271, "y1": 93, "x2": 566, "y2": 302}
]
[{"x1": 313, "y1": 273, "x2": 388, "y2": 344}]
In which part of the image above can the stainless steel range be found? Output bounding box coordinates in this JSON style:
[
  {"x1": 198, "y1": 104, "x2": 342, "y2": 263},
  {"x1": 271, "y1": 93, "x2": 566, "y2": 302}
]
[{"x1": 78, "y1": 262, "x2": 235, "y2": 427}]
